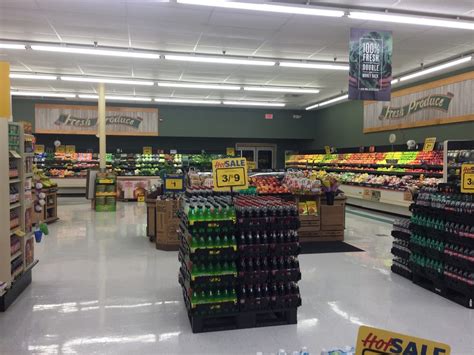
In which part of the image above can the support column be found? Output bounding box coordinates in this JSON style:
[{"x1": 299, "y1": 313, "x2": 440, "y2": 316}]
[
  {"x1": 98, "y1": 83, "x2": 106, "y2": 170},
  {"x1": 0, "y1": 61, "x2": 11, "y2": 120}
]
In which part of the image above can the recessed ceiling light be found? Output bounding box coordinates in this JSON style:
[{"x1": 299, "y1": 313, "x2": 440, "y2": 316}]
[
  {"x1": 11, "y1": 91, "x2": 76, "y2": 98},
  {"x1": 306, "y1": 94, "x2": 348, "y2": 110},
  {"x1": 349, "y1": 12, "x2": 474, "y2": 30},
  {"x1": 30, "y1": 45, "x2": 160, "y2": 59},
  {"x1": 279, "y1": 62, "x2": 349, "y2": 70},
  {"x1": 243, "y1": 86, "x2": 320, "y2": 94},
  {"x1": 10, "y1": 73, "x2": 57, "y2": 80},
  {"x1": 223, "y1": 101, "x2": 286, "y2": 107},
  {"x1": 157, "y1": 82, "x2": 240, "y2": 90},
  {"x1": 177, "y1": 0, "x2": 344, "y2": 17},
  {"x1": 164, "y1": 54, "x2": 275, "y2": 66},
  {"x1": 154, "y1": 98, "x2": 221, "y2": 104},
  {"x1": 61, "y1": 76, "x2": 154, "y2": 86},
  {"x1": 399, "y1": 56, "x2": 473, "y2": 82},
  {"x1": 0, "y1": 43, "x2": 26, "y2": 50}
]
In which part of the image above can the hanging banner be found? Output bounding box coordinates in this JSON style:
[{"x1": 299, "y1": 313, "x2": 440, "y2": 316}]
[
  {"x1": 349, "y1": 28, "x2": 393, "y2": 101},
  {"x1": 35, "y1": 104, "x2": 159, "y2": 136},
  {"x1": 364, "y1": 71, "x2": 474, "y2": 133}
]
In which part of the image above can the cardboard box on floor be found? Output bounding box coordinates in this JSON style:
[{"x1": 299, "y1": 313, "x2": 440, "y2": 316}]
[{"x1": 156, "y1": 199, "x2": 180, "y2": 250}]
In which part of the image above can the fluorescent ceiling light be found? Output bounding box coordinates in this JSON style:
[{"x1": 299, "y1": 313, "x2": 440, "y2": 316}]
[
  {"x1": 223, "y1": 101, "x2": 285, "y2": 107},
  {"x1": 349, "y1": 12, "x2": 474, "y2": 30},
  {"x1": 157, "y1": 82, "x2": 240, "y2": 90},
  {"x1": 78, "y1": 94, "x2": 99, "y2": 99},
  {"x1": 279, "y1": 62, "x2": 349, "y2": 70},
  {"x1": 0, "y1": 43, "x2": 25, "y2": 49},
  {"x1": 399, "y1": 56, "x2": 472, "y2": 82},
  {"x1": 106, "y1": 96, "x2": 152, "y2": 102},
  {"x1": 30, "y1": 45, "x2": 160, "y2": 59},
  {"x1": 61, "y1": 76, "x2": 154, "y2": 86},
  {"x1": 10, "y1": 73, "x2": 57, "y2": 80},
  {"x1": 391, "y1": 78, "x2": 399, "y2": 85},
  {"x1": 243, "y1": 86, "x2": 320, "y2": 94},
  {"x1": 164, "y1": 54, "x2": 275, "y2": 66},
  {"x1": 154, "y1": 98, "x2": 221, "y2": 104},
  {"x1": 11, "y1": 91, "x2": 76, "y2": 98},
  {"x1": 305, "y1": 94, "x2": 348, "y2": 110},
  {"x1": 177, "y1": 0, "x2": 344, "y2": 17}
]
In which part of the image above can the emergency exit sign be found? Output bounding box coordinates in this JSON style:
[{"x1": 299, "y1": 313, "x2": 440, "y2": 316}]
[{"x1": 265, "y1": 113, "x2": 273, "y2": 120}]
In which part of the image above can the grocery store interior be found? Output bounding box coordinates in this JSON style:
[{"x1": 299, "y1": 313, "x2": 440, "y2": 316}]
[{"x1": 0, "y1": 0, "x2": 473, "y2": 354}]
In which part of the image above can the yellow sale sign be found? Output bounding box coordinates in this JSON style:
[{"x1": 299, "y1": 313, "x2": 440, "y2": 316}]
[
  {"x1": 461, "y1": 163, "x2": 474, "y2": 193},
  {"x1": 423, "y1": 137, "x2": 437, "y2": 152},
  {"x1": 212, "y1": 157, "x2": 248, "y2": 191},
  {"x1": 355, "y1": 326, "x2": 450, "y2": 355}
]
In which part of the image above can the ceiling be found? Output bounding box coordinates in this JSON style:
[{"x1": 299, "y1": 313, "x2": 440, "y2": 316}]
[{"x1": 0, "y1": 0, "x2": 473, "y2": 109}]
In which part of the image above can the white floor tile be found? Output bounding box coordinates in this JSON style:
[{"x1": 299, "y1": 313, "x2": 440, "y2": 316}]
[{"x1": 0, "y1": 198, "x2": 472, "y2": 355}]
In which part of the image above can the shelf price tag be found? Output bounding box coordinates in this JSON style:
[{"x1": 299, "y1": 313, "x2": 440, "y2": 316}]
[
  {"x1": 324, "y1": 145, "x2": 331, "y2": 155},
  {"x1": 226, "y1": 147, "x2": 235, "y2": 156},
  {"x1": 35, "y1": 144, "x2": 45, "y2": 154},
  {"x1": 212, "y1": 157, "x2": 248, "y2": 191},
  {"x1": 56, "y1": 145, "x2": 65, "y2": 154},
  {"x1": 143, "y1": 146, "x2": 152, "y2": 155},
  {"x1": 355, "y1": 326, "x2": 450, "y2": 355},
  {"x1": 66, "y1": 145, "x2": 76, "y2": 154},
  {"x1": 423, "y1": 137, "x2": 437, "y2": 152},
  {"x1": 461, "y1": 163, "x2": 474, "y2": 194},
  {"x1": 163, "y1": 175, "x2": 185, "y2": 192}
]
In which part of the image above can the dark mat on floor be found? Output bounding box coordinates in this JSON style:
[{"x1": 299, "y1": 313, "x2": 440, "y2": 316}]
[{"x1": 300, "y1": 241, "x2": 365, "y2": 254}]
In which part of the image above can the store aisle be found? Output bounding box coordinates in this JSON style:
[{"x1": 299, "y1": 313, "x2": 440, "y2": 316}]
[{"x1": 0, "y1": 199, "x2": 472, "y2": 355}]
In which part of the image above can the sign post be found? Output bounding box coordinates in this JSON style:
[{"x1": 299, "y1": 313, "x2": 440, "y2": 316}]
[
  {"x1": 355, "y1": 326, "x2": 450, "y2": 355},
  {"x1": 461, "y1": 163, "x2": 474, "y2": 194},
  {"x1": 212, "y1": 157, "x2": 248, "y2": 192}
]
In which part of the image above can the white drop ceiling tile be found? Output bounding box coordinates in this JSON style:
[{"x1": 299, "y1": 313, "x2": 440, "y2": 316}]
[
  {"x1": 127, "y1": 4, "x2": 211, "y2": 24},
  {"x1": 208, "y1": 10, "x2": 289, "y2": 30},
  {"x1": 198, "y1": 35, "x2": 263, "y2": 51},
  {"x1": 36, "y1": 0, "x2": 128, "y2": 16},
  {"x1": 204, "y1": 25, "x2": 272, "y2": 41},
  {"x1": 181, "y1": 73, "x2": 233, "y2": 82}
]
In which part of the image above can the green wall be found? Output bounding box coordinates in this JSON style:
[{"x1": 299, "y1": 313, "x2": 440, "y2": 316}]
[
  {"x1": 12, "y1": 98, "x2": 312, "y2": 139},
  {"x1": 309, "y1": 66, "x2": 474, "y2": 149}
]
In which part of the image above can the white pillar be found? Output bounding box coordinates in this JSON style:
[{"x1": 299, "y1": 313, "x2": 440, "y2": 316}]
[{"x1": 98, "y1": 83, "x2": 106, "y2": 170}]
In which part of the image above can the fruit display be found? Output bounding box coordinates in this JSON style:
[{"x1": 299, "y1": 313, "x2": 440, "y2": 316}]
[
  {"x1": 286, "y1": 151, "x2": 443, "y2": 177},
  {"x1": 250, "y1": 175, "x2": 290, "y2": 194},
  {"x1": 282, "y1": 171, "x2": 322, "y2": 195}
]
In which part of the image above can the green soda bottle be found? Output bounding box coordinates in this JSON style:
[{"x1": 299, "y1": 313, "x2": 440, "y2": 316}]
[
  {"x1": 192, "y1": 291, "x2": 199, "y2": 305},
  {"x1": 223, "y1": 288, "x2": 230, "y2": 302},
  {"x1": 215, "y1": 235, "x2": 221, "y2": 248},
  {"x1": 222, "y1": 261, "x2": 229, "y2": 273},
  {"x1": 208, "y1": 289, "x2": 214, "y2": 304},
  {"x1": 207, "y1": 236, "x2": 214, "y2": 249},
  {"x1": 196, "y1": 205, "x2": 203, "y2": 221},
  {"x1": 207, "y1": 263, "x2": 214, "y2": 276},
  {"x1": 231, "y1": 288, "x2": 237, "y2": 302},
  {"x1": 198, "y1": 236, "x2": 206, "y2": 248},
  {"x1": 188, "y1": 205, "x2": 196, "y2": 222},
  {"x1": 200, "y1": 290, "x2": 206, "y2": 304},
  {"x1": 230, "y1": 235, "x2": 236, "y2": 248},
  {"x1": 216, "y1": 289, "x2": 222, "y2": 302},
  {"x1": 222, "y1": 235, "x2": 229, "y2": 248},
  {"x1": 191, "y1": 235, "x2": 199, "y2": 250}
]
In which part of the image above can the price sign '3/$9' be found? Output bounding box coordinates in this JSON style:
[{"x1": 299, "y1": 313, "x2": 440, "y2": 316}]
[{"x1": 212, "y1": 157, "x2": 249, "y2": 192}]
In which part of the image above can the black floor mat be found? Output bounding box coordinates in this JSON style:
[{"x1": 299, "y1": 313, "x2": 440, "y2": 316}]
[{"x1": 300, "y1": 241, "x2": 365, "y2": 254}]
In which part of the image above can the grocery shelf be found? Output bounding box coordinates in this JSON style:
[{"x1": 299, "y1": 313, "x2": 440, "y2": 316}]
[
  {"x1": 10, "y1": 250, "x2": 22, "y2": 262},
  {"x1": 9, "y1": 202, "x2": 21, "y2": 210},
  {"x1": 9, "y1": 178, "x2": 21, "y2": 184}
]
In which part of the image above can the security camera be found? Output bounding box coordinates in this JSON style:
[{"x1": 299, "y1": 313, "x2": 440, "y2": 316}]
[{"x1": 222, "y1": 50, "x2": 226, "y2": 55}]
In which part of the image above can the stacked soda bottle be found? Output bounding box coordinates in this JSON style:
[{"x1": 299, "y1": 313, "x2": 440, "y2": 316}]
[
  {"x1": 408, "y1": 183, "x2": 474, "y2": 307},
  {"x1": 391, "y1": 218, "x2": 412, "y2": 280},
  {"x1": 179, "y1": 195, "x2": 238, "y2": 316},
  {"x1": 234, "y1": 196, "x2": 302, "y2": 311}
]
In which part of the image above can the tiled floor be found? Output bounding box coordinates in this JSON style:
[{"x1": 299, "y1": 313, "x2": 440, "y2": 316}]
[{"x1": 0, "y1": 198, "x2": 472, "y2": 355}]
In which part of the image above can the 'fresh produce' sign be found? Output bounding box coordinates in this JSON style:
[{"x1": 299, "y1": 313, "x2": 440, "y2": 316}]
[
  {"x1": 378, "y1": 93, "x2": 453, "y2": 120},
  {"x1": 349, "y1": 28, "x2": 393, "y2": 101},
  {"x1": 35, "y1": 104, "x2": 158, "y2": 136}
]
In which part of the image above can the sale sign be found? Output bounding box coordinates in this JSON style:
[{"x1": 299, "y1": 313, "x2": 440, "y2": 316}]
[
  {"x1": 355, "y1": 326, "x2": 450, "y2": 355},
  {"x1": 349, "y1": 28, "x2": 392, "y2": 101},
  {"x1": 212, "y1": 157, "x2": 248, "y2": 192}
]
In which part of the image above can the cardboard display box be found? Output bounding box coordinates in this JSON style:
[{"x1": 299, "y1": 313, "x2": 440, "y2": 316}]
[
  {"x1": 320, "y1": 205, "x2": 345, "y2": 231},
  {"x1": 155, "y1": 199, "x2": 180, "y2": 251}
]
